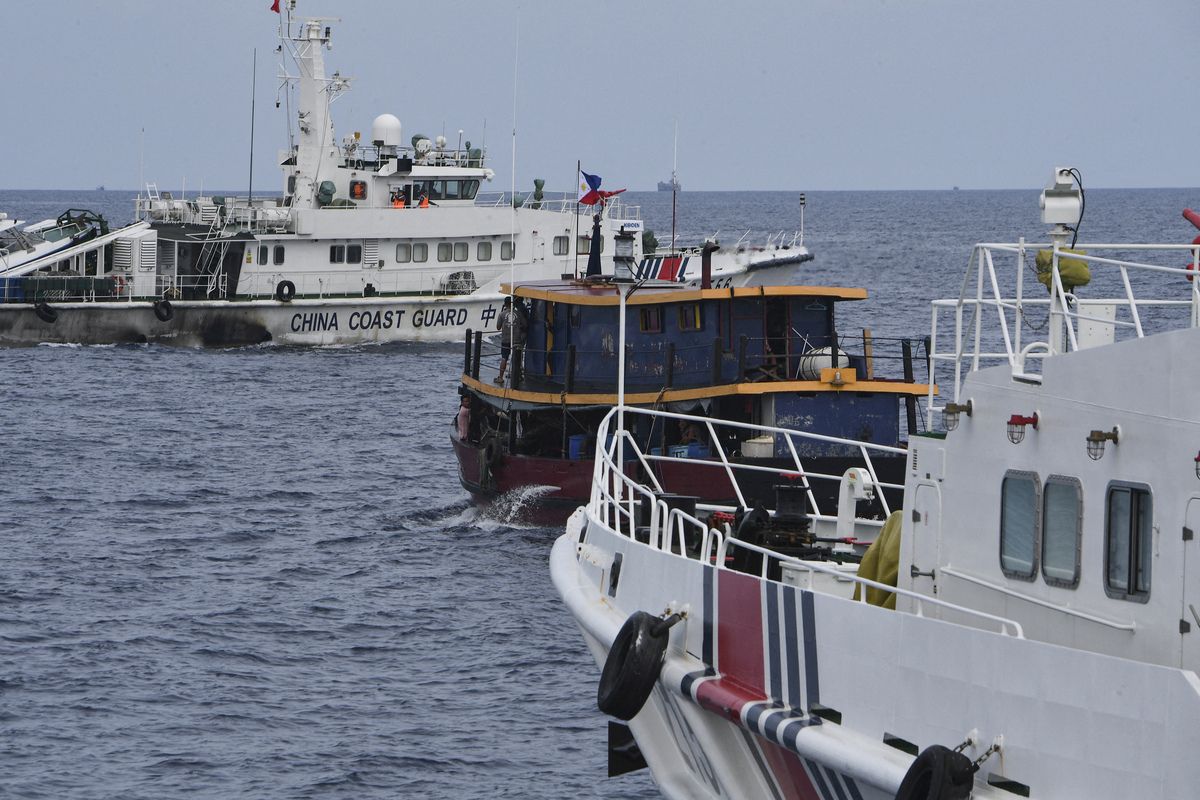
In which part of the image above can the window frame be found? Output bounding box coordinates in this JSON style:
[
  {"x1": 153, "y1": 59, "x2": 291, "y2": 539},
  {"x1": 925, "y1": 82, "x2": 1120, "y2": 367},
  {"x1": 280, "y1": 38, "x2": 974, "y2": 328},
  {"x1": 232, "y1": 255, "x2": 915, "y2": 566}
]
[
  {"x1": 999, "y1": 469, "x2": 1040, "y2": 581},
  {"x1": 639, "y1": 307, "x2": 664, "y2": 334},
  {"x1": 1104, "y1": 482, "x2": 1153, "y2": 603},
  {"x1": 500, "y1": 240, "x2": 515, "y2": 261},
  {"x1": 396, "y1": 243, "x2": 412, "y2": 263},
  {"x1": 1041, "y1": 475, "x2": 1082, "y2": 588},
  {"x1": 257, "y1": 244, "x2": 268, "y2": 265},
  {"x1": 437, "y1": 242, "x2": 453, "y2": 262},
  {"x1": 273, "y1": 245, "x2": 285, "y2": 265},
  {"x1": 347, "y1": 244, "x2": 362, "y2": 264},
  {"x1": 553, "y1": 235, "x2": 569, "y2": 256},
  {"x1": 329, "y1": 244, "x2": 345, "y2": 264},
  {"x1": 453, "y1": 242, "x2": 469, "y2": 262},
  {"x1": 678, "y1": 303, "x2": 703, "y2": 332},
  {"x1": 477, "y1": 241, "x2": 492, "y2": 262},
  {"x1": 412, "y1": 243, "x2": 428, "y2": 263}
]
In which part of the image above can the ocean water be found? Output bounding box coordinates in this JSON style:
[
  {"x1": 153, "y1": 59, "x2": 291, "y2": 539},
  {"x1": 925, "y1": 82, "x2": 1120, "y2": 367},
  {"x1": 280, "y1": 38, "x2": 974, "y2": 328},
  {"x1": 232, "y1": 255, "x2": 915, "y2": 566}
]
[{"x1": 1, "y1": 185, "x2": 1196, "y2": 798}]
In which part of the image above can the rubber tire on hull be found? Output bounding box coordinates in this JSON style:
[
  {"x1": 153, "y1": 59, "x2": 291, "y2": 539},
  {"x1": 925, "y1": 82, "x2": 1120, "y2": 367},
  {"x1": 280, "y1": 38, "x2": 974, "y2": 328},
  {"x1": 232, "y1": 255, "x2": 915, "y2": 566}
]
[
  {"x1": 34, "y1": 302, "x2": 58, "y2": 324},
  {"x1": 275, "y1": 280, "x2": 296, "y2": 302},
  {"x1": 894, "y1": 745, "x2": 975, "y2": 800},
  {"x1": 153, "y1": 299, "x2": 174, "y2": 322},
  {"x1": 597, "y1": 611, "x2": 670, "y2": 721}
]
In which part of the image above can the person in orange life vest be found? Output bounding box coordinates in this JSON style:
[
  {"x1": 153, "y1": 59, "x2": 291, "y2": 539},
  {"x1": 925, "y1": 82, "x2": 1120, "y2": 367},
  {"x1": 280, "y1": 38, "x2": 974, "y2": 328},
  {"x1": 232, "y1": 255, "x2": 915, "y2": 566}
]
[
  {"x1": 418, "y1": 191, "x2": 430, "y2": 209},
  {"x1": 391, "y1": 190, "x2": 405, "y2": 209}
]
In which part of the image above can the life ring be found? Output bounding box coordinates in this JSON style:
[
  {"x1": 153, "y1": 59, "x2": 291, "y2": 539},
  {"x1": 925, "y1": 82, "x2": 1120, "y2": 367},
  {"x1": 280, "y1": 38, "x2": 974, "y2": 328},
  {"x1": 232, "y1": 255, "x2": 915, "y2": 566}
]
[
  {"x1": 153, "y1": 299, "x2": 174, "y2": 322},
  {"x1": 275, "y1": 280, "x2": 296, "y2": 302},
  {"x1": 34, "y1": 301, "x2": 58, "y2": 324},
  {"x1": 894, "y1": 745, "x2": 975, "y2": 800},
  {"x1": 597, "y1": 611, "x2": 673, "y2": 721}
]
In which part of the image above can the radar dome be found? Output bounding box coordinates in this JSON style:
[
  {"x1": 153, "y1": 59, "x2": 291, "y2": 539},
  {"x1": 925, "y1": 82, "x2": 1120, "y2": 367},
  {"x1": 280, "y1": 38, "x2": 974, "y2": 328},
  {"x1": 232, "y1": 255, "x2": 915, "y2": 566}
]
[
  {"x1": 371, "y1": 114, "x2": 402, "y2": 147},
  {"x1": 435, "y1": 135, "x2": 447, "y2": 150}
]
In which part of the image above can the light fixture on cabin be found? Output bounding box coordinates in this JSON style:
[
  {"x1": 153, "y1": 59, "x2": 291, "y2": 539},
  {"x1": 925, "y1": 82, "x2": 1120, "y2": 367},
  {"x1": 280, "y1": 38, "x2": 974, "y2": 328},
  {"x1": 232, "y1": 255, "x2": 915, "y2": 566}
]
[
  {"x1": 1007, "y1": 412, "x2": 1039, "y2": 444},
  {"x1": 942, "y1": 399, "x2": 974, "y2": 432},
  {"x1": 1086, "y1": 426, "x2": 1120, "y2": 460}
]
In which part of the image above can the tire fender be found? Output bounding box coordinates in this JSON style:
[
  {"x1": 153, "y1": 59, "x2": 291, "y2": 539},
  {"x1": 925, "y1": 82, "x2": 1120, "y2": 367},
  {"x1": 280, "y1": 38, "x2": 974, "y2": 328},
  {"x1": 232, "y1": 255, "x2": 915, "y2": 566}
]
[
  {"x1": 34, "y1": 301, "x2": 58, "y2": 324},
  {"x1": 275, "y1": 280, "x2": 296, "y2": 302},
  {"x1": 597, "y1": 611, "x2": 675, "y2": 721},
  {"x1": 153, "y1": 299, "x2": 174, "y2": 322},
  {"x1": 894, "y1": 745, "x2": 975, "y2": 800}
]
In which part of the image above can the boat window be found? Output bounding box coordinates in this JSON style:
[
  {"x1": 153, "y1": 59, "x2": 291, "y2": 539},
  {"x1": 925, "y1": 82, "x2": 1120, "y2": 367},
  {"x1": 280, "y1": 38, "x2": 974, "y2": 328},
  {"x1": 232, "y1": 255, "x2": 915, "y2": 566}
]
[
  {"x1": 453, "y1": 242, "x2": 468, "y2": 262},
  {"x1": 462, "y1": 180, "x2": 480, "y2": 200},
  {"x1": 396, "y1": 243, "x2": 411, "y2": 263},
  {"x1": 477, "y1": 242, "x2": 492, "y2": 261},
  {"x1": 553, "y1": 236, "x2": 569, "y2": 256},
  {"x1": 413, "y1": 243, "x2": 428, "y2": 262},
  {"x1": 349, "y1": 180, "x2": 367, "y2": 201},
  {"x1": 330, "y1": 245, "x2": 345, "y2": 263},
  {"x1": 639, "y1": 307, "x2": 663, "y2": 334},
  {"x1": 273, "y1": 245, "x2": 285, "y2": 265},
  {"x1": 442, "y1": 180, "x2": 461, "y2": 200},
  {"x1": 347, "y1": 244, "x2": 362, "y2": 264},
  {"x1": 438, "y1": 243, "x2": 453, "y2": 262},
  {"x1": 429, "y1": 181, "x2": 444, "y2": 201},
  {"x1": 678, "y1": 303, "x2": 703, "y2": 331},
  {"x1": 1105, "y1": 483, "x2": 1153, "y2": 601},
  {"x1": 1041, "y1": 476, "x2": 1082, "y2": 588},
  {"x1": 258, "y1": 245, "x2": 268, "y2": 265},
  {"x1": 501, "y1": 241, "x2": 514, "y2": 261},
  {"x1": 578, "y1": 235, "x2": 603, "y2": 255},
  {"x1": 999, "y1": 470, "x2": 1039, "y2": 580}
]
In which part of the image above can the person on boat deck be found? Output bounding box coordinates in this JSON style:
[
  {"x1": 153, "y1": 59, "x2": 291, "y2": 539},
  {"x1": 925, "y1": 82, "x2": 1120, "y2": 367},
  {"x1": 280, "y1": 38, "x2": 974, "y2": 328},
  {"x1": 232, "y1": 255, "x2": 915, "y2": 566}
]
[
  {"x1": 678, "y1": 418, "x2": 705, "y2": 445},
  {"x1": 418, "y1": 191, "x2": 430, "y2": 209},
  {"x1": 495, "y1": 297, "x2": 528, "y2": 385},
  {"x1": 391, "y1": 190, "x2": 405, "y2": 209},
  {"x1": 456, "y1": 395, "x2": 471, "y2": 440}
]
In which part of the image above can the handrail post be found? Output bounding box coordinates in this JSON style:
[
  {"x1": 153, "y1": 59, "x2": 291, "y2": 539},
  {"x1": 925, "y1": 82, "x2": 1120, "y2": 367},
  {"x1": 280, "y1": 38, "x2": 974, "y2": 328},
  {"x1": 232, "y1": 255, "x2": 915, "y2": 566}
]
[
  {"x1": 463, "y1": 328, "x2": 473, "y2": 375},
  {"x1": 471, "y1": 330, "x2": 482, "y2": 380}
]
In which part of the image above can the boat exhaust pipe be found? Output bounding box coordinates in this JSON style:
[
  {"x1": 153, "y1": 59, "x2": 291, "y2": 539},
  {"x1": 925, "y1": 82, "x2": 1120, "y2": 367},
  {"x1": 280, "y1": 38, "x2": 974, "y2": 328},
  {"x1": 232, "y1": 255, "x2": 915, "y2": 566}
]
[{"x1": 701, "y1": 240, "x2": 719, "y2": 289}]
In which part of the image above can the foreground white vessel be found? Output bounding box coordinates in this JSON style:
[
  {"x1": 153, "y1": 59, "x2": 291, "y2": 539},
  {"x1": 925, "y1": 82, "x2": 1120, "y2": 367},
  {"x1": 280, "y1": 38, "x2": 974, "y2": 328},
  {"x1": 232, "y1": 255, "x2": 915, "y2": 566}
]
[{"x1": 552, "y1": 170, "x2": 1200, "y2": 798}]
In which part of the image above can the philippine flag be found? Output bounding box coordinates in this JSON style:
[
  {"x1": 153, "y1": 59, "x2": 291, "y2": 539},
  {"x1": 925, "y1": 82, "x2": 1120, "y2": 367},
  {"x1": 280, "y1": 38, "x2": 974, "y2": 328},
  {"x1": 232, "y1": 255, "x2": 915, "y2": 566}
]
[{"x1": 578, "y1": 170, "x2": 626, "y2": 206}]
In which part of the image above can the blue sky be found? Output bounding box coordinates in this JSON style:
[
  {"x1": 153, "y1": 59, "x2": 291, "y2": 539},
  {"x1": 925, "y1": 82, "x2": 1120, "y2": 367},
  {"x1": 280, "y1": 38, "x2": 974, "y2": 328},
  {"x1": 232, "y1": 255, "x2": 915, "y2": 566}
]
[{"x1": 4, "y1": 0, "x2": 1197, "y2": 192}]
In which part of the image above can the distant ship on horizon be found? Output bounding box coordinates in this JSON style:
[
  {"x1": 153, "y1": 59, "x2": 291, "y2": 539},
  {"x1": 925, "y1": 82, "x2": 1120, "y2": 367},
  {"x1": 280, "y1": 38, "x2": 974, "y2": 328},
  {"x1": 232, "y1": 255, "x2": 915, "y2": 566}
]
[{"x1": 657, "y1": 177, "x2": 681, "y2": 192}]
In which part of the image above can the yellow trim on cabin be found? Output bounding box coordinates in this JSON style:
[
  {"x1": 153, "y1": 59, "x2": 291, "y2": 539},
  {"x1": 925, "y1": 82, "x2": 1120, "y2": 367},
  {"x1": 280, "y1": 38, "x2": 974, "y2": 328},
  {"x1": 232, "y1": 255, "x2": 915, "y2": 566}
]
[
  {"x1": 461, "y1": 375, "x2": 936, "y2": 406},
  {"x1": 501, "y1": 283, "x2": 868, "y2": 306}
]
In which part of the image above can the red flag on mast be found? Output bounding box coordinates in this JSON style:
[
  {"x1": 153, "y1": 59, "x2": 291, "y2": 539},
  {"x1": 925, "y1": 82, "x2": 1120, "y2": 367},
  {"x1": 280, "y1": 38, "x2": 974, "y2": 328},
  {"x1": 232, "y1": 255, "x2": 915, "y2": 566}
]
[{"x1": 270, "y1": 0, "x2": 280, "y2": 12}]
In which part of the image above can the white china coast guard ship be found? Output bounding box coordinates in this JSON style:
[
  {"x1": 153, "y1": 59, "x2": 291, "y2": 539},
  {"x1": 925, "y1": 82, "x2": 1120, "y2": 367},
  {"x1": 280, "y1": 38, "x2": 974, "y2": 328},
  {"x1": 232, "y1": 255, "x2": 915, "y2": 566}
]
[
  {"x1": 552, "y1": 169, "x2": 1200, "y2": 799},
  {"x1": 0, "y1": 2, "x2": 809, "y2": 347}
]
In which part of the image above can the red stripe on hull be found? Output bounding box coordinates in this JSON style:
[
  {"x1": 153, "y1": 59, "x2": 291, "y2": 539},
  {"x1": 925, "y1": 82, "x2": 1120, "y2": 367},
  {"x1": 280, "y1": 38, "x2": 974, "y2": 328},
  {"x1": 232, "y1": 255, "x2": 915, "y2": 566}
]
[
  {"x1": 717, "y1": 569, "x2": 765, "y2": 695},
  {"x1": 759, "y1": 740, "x2": 823, "y2": 800}
]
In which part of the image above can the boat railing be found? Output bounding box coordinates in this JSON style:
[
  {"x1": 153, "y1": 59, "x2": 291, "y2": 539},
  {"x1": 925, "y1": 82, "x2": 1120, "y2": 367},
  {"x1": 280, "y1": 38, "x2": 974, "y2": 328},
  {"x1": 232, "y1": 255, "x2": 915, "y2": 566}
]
[
  {"x1": 586, "y1": 406, "x2": 1025, "y2": 638},
  {"x1": 926, "y1": 238, "x2": 1200, "y2": 428}
]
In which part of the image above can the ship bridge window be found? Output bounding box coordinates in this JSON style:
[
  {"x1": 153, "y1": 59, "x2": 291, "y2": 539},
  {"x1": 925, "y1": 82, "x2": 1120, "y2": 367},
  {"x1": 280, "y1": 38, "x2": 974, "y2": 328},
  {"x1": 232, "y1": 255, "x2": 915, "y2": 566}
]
[
  {"x1": 1105, "y1": 483, "x2": 1153, "y2": 602},
  {"x1": 463, "y1": 180, "x2": 480, "y2": 200},
  {"x1": 477, "y1": 242, "x2": 492, "y2": 261},
  {"x1": 639, "y1": 307, "x2": 663, "y2": 334},
  {"x1": 1042, "y1": 476, "x2": 1082, "y2": 587},
  {"x1": 678, "y1": 303, "x2": 703, "y2": 331},
  {"x1": 553, "y1": 236, "x2": 569, "y2": 256},
  {"x1": 453, "y1": 242, "x2": 468, "y2": 262},
  {"x1": 396, "y1": 243, "x2": 411, "y2": 263},
  {"x1": 999, "y1": 470, "x2": 1040, "y2": 580},
  {"x1": 330, "y1": 245, "x2": 345, "y2": 263},
  {"x1": 413, "y1": 243, "x2": 428, "y2": 262},
  {"x1": 501, "y1": 241, "x2": 514, "y2": 261},
  {"x1": 438, "y1": 243, "x2": 453, "y2": 262},
  {"x1": 578, "y1": 235, "x2": 605, "y2": 255},
  {"x1": 347, "y1": 244, "x2": 362, "y2": 264},
  {"x1": 273, "y1": 245, "x2": 285, "y2": 265}
]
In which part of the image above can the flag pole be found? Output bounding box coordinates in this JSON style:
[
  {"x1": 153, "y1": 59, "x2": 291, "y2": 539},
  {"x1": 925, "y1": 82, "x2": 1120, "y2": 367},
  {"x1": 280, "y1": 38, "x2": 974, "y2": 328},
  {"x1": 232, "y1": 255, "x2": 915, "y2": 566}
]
[{"x1": 574, "y1": 160, "x2": 581, "y2": 278}]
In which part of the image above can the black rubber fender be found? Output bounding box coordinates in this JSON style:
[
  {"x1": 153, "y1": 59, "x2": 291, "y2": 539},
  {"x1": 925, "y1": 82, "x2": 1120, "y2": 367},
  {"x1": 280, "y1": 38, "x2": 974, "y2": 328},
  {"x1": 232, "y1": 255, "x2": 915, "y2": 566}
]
[
  {"x1": 597, "y1": 611, "x2": 671, "y2": 721},
  {"x1": 275, "y1": 280, "x2": 296, "y2": 302},
  {"x1": 34, "y1": 301, "x2": 58, "y2": 324},
  {"x1": 894, "y1": 745, "x2": 975, "y2": 800},
  {"x1": 153, "y1": 299, "x2": 174, "y2": 322}
]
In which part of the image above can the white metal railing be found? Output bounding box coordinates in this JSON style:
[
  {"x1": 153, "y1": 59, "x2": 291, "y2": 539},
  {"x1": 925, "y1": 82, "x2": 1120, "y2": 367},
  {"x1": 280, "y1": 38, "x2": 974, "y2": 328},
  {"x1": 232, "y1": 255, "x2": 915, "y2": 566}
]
[
  {"x1": 586, "y1": 406, "x2": 1025, "y2": 638},
  {"x1": 926, "y1": 239, "x2": 1200, "y2": 427}
]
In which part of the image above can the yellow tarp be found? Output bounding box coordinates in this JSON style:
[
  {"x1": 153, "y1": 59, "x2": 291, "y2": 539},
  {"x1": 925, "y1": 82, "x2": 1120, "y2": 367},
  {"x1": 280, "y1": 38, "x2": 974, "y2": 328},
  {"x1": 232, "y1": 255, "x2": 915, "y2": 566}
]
[
  {"x1": 1035, "y1": 248, "x2": 1090, "y2": 293},
  {"x1": 853, "y1": 510, "x2": 902, "y2": 609}
]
